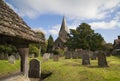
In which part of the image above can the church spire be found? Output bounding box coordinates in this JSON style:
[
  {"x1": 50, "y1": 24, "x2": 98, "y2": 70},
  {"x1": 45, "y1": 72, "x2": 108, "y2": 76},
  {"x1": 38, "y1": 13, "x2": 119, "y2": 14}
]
[
  {"x1": 59, "y1": 16, "x2": 68, "y2": 33},
  {"x1": 59, "y1": 16, "x2": 68, "y2": 41}
]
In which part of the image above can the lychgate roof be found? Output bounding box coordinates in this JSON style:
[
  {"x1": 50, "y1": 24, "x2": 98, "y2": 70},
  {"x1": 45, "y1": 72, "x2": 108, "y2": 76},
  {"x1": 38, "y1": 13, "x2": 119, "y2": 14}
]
[{"x1": 0, "y1": 0, "x2": 44, "y2": 43}]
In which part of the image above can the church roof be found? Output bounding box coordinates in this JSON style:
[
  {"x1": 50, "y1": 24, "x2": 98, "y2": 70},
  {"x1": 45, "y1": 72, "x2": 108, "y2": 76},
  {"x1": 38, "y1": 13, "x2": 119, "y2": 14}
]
[
  {"x1": 0, "y1": 0, "x2": 44, "y2": 43},
  {"x1": 59, "y1": 16, "x2": 68, "y2": 33}
]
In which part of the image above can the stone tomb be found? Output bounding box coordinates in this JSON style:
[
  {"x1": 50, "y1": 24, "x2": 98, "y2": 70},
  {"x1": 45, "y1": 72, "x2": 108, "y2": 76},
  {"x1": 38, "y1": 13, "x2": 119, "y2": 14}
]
[
  {"x1": 29, "y1": 59, "x2": 41, "y2": 78},
  {"x1": 8, "y1": 55, "x2": 15, "y2": 64},
  {"x1": 98, "y1": 51, "x2": 108, "y2": 67}
]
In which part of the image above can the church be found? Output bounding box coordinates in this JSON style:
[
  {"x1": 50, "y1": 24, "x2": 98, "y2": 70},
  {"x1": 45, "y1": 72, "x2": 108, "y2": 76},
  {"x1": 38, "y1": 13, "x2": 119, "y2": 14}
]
[{"x1": 53, "y1": 17, "x2": 69, "y2": 50}]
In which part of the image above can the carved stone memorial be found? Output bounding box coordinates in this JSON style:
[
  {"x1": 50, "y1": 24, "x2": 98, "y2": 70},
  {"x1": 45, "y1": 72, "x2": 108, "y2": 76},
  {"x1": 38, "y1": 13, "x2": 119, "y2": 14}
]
[{"x1": 29, "y1": 59, "x2": 40, "y2": 78}]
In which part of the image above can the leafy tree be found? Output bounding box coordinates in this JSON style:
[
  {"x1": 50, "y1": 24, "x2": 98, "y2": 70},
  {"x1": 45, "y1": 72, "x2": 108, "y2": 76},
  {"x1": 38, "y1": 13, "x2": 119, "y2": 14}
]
[
  {"x1": 0, "y1": 44, "x2": 17, "y2": 54},
  {"x1": 36, "y1": 31, "x2": 47, "y2": 56},
  {"x1": 29, "y1": 44, "x2": 39, "y2": 57},
  {"x1": 46, "y1": 35, "x2": 54, "y2": 53},
  {"x1": 66, "y1": 23, "x2": 105, "y2": 51},
  {"x1": 0, "y1": 45, "x2": 5, "y2": 53}
]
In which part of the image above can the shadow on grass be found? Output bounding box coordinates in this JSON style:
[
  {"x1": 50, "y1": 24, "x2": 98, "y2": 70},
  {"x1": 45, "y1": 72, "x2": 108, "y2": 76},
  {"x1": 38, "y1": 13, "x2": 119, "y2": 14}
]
[
  {"x1": 64, "y1": 63, "x2": 82, "y2": 67},
  {"x1": 86, "y1": 65, "x2": 109, "y2": 68},
  {"x1": 41, "y1": 72, "x2": 53, "y2": 81}
]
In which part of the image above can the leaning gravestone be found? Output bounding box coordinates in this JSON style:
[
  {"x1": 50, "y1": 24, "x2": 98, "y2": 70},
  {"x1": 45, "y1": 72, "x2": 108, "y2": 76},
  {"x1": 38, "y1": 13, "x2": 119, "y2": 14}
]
[
  {"x1": 8, "y1": 55, "x2": 15, "y2": 64},
  {"x1": 98, "y1": 51, "x2": 108, "y2": 67},
  {"x1": 82, "y1": 51, "x2": 90, "y2": 65},
  {"x1": 29, "y1": 59, "x2": 40, "y2": 78}
]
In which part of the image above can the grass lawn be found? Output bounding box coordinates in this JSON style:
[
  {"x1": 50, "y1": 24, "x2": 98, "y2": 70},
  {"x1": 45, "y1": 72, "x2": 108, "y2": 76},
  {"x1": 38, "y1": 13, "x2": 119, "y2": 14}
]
[
  {"x1": 0, "y1": 60, "x2": 20, "y2": 77},
  {"x1": 41, "y1": 56, "x2": 120, "y2": 81},
  {"x1": 0, "y1": 56, "x2": 120, "y2": 81}
]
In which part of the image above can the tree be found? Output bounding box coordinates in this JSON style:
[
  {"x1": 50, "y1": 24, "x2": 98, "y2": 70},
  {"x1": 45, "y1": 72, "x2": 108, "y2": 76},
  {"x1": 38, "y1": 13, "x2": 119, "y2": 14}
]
[
  {"x1": 46, "y1": 35, "x2": 54, "y2": 53},
  {"x1": 29, "y1": 44, "x2": 39, "y2": 57},
  {"x1": 66, "y1": 23, "x2": 105, "y2": 51},
  {"x1": 36, "y1": 31, "x2": 47, "y2": 56},
  {"x1": 0, "y1": 44, "x2": 17, "y2": 54}
]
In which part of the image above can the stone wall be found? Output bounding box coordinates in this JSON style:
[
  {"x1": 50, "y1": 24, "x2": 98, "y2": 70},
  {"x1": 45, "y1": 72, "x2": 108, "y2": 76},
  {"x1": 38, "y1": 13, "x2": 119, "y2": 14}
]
[{"x1": 65, "y1": 50, "x2": 94, "y2": 59}]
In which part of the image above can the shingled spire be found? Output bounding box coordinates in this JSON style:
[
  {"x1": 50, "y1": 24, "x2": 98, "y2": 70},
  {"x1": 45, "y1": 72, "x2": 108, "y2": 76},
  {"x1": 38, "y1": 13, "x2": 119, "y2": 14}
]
[
  {"x1": 53, "y1": 16, "x2": 69, "y2": 50},
  {"x1": 59, "y1": 16, "x2": 68, "y2": 41}
]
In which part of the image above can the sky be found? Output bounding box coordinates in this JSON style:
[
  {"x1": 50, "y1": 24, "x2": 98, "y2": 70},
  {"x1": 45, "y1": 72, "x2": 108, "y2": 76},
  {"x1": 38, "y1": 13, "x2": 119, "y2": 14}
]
[{"x1": 5, "y1": 0, "x2": 120, "y2": 43}]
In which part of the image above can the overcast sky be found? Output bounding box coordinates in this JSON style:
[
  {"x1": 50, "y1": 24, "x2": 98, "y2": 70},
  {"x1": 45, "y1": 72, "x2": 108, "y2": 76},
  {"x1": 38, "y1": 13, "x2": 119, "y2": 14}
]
[{"x1": 5, "y1": 0, "x2": 120, "y2": 43}]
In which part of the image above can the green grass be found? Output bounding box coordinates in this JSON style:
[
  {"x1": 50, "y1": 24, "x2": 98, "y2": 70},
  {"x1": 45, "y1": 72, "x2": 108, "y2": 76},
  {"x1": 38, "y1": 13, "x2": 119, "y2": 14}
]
[
  {"x1": 0, "y1": 60, "x2": 20, "y2": 77},
  {"x1": 0, "y1": 56, "x2": 120, "y2": 81},
  {"x1": 41, "y1": 56, "x2": 120, "y2": 81}
]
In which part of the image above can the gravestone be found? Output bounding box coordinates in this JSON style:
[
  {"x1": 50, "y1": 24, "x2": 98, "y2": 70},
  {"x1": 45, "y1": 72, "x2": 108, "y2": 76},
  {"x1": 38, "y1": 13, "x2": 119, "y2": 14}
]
[
  {"x1": 78, "y1": 51, "x2": 82, "y2": 58},
  {"x1": 53, "y1": 55, "x2": 59, "y2": 61},
  {"x1": 72, "y1": 52, "x2": 78, "y2": 59},
  {"x1": 82, "y1": 51, "x2": 90, "y2": 65},
  {"x1": 4, "y1": 53, "x2": 8, "y2": 60},
  {"x1": 8, "y1": 55, "x2": 15, "y2": 64},
  {"x1": 49, "y1": 53, "x2": 53, "y2": 59},
  {"x1": 65, "y1": 51, "x2": 71, "y2": 59},
  {"x1": 29, "y1": 54, "x2": 35, "y2": 58},
  {"x1": 29, "y1": 59, "x2": 40, "y2": 78},
  {"x1": 91, "y1": 53, "x2": 96, "y2": 60},
  {"x1": 43, "y1": 53, "x2": 50, "y2": 62},
  {"x1": 0, "y1": 53, "x2": 4, "y2": 60},
  {"x1": 13, "y1": 53, "x2": 20, "y2": 60},
  {"x1": 98, "y1": 51, "x2": 108, "y2": 67}
]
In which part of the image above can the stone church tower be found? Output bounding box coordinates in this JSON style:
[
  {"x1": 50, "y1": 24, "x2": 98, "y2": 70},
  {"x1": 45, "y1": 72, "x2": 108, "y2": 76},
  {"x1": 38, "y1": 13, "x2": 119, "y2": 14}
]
[{"x1": 53, "y1": 17, "x2": 69, "y2": 50}]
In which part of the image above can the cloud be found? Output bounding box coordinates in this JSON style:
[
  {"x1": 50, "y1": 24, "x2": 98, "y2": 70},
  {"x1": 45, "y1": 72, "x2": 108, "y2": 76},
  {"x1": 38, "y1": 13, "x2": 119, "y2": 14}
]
[
  {"x1": 5, "y1": 0, "x2": 120, "y2": 19},
  {"x1": 32, "y1": 27, "x2": 47, "y2": 34},
  {"x1": 90, "y1": 20, "x2": 120, "y2": 29},
  {"x1": 48, "y1": 24, "x2": 61, "y2": 36}
]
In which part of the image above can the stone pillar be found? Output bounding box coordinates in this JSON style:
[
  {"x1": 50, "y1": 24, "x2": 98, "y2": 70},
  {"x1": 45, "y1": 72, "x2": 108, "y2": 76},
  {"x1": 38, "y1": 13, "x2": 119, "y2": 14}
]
[{"x1": 18, "y1": 45, "x2": 29, "y2": 77}]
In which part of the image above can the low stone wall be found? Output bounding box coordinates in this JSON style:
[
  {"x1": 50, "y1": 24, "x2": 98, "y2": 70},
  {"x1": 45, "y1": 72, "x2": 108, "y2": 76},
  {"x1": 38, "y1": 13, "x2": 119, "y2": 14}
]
[{"x1": 65, "y1": 50, "x2": 95, "y2": 59}]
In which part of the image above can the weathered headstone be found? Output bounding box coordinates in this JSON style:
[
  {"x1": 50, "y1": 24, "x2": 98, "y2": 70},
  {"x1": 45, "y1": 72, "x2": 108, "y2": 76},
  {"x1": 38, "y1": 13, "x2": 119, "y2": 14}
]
[
  {"x1": 50, "y1": 53, "x2": 53, "y2": 59},
  {"x1": 8, "y1": 55, "x2": 15, "y2": 64},
  {"x1": 43, "y1": 53, "x2": 50, "y2": 62},
  {"x1": 77, "y1": 51, "x2": 82, "y2": 58},
  {"x1": 98, "y1": 51, "x2": 108, "y2": 67},
  {"x1": 72, "y1": 52, "x2": 78, "y2": 59},
  {"x1": 82, "y1": 51, "x2": 90, "y2": 65},
  {"x1": 29, "y1": 59, "x2": 40, "y2": 78},
  {"x1": 91, "y1": 53, "x2": 97, "y2": 60},
  {"x1": 0, "y1": 53, "x2": 4, "y2": 60},
  {"x1": 13, "y1": 53, "x2": 20, "y2": 60},
  {"x1": 4, "y1": 53, "x2": 8, "y2": 60},
  {"x1": 29, "y1": 54, "x2": 35, "y2": 58},
  {"x1": 53, "y1": 55, "x2": 59, "y2": 61},
  {"x1": 65, "y1": 51, "x2": 71, "y2": 59}
]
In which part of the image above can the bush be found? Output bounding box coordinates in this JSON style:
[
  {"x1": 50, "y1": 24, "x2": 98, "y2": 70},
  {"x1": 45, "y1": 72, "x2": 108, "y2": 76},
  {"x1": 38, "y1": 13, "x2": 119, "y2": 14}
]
[{"x1": 29, "y1": 44, "x2": 39, "y2": 57}]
